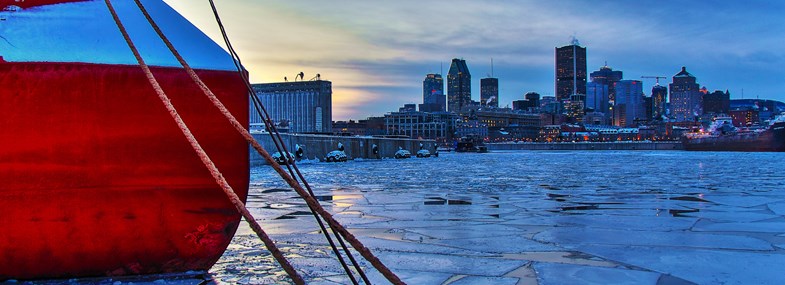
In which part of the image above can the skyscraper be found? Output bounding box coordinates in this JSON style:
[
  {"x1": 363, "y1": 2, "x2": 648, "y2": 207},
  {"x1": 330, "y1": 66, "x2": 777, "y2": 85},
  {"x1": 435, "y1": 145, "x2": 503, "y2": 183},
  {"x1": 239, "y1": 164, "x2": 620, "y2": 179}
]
[
  {"x1": 421, "y1": 74, "x2": 445, "y2": 112},
  {"x1": 586, "y1": 81, "x2": 609, "y2": 113},
  {"x1": 614, "y1": 80, "x2": 644, "y2": 127},
  {"x1": 651, "y1": 84, "x2": 667, "y2": 120},
  {"x1": 669, "y1": 67, "x2": 701, "y2": 122},
  {"x1": 555, "y1": 38, "x2": 587, "y2": 102},
  {"x1": 480, "y1": 77, "x2": 499, "y2": 107},
  {"x1": 589, "y1": 64, "x2": 623, "y2": 102},
  {"x1": 448, "y1": 58, "x2": 471, "y2": 113}
]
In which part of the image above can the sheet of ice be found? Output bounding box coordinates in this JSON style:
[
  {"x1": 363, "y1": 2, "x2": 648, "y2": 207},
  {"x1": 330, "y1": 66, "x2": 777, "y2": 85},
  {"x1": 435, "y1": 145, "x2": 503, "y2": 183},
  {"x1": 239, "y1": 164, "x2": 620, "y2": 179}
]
[
  {"x1": 679, "y1": 209, "x2": 779, "y2": 222},
  {"x1": 533, "y1": 228, "x2": 773, "y2": 250},
  {"x1": 533, "y1": 263, "x2": 662, "y2": 285},
  {"x1": 429, "y1": 234, "x2": 562, "y2": 253},
  {"x1": 691, "y1": 221, "x2": 785, "y2": 233},
  {"x1": 0, "y1": 0, "x2": 236, "y2": 70},
  {"x1": 700, "y1": 195, "x2": 783, "y2": 208},
  {"x1": 448, "y1": 276, "x2": 520, "y2": 285},
  {"x1": 767, "y1": 202, "x2": 785, "y2": 215},
  {"x1": 553, "y1": 214, "x2": 698, "y2": 231},
  {"x1": 374, "y1": 251, "x2": 528, "y2": 276},
  {"x1": 575, "y1": 245, "x2": 785, "y2": 285}
]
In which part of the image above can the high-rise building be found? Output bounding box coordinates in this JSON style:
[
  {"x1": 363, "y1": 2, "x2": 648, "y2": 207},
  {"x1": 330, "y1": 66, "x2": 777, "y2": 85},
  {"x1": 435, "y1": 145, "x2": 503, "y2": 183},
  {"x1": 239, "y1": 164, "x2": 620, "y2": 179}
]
[
  {"x1": 586, "y1": 82, "x2": 609, "y2": 113},
  {"x1": 589, "y1": 64, "x2": 623, "y2": 102},
  {"x1": 480, "y1": 77, "x2": 499, "y2": 107},
  {"x1": 251, "y1": 80, "x2": 332, "y2": 133},
  {"x1": 555, "y1": 39, "x2": 587, "y2": 102},
  {"x1": 447, "y1": 58, "x2": 471, "y2": 113},
  {"x1": 703, "y1": 90, "x2": 730, "y2": 115},
  {"x1": 525, "y1": 92, "x2": 541, "y2": 106},
  {"x1": 651, "y1": 84, "x2": 667, "y2": 120},
  {"x1": 614, "y1": 80, "x2": 644, "y2": 127},
  {"x1": 422, "y1": 73, "x2": 445, "y2": 112},
  {"x1": 669, "y1": 67, "x2": 701, "y2": 122}
]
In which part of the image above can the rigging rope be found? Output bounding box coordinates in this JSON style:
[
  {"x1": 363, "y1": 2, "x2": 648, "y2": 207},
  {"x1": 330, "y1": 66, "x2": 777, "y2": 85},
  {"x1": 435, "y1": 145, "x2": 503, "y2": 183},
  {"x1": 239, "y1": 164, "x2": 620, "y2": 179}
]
[
  {"x1": 123, "y1": 0, "x2": 406, "y2": 283},
  {"x1": 132, "y1": 0, "x2": 363, "y2": 283},
  {"x1": 103, "y1": 1, "x2": 305, "y2": 284},
  {"x1": 204, "y1": 1, "x2": 371, "y2": 284}
]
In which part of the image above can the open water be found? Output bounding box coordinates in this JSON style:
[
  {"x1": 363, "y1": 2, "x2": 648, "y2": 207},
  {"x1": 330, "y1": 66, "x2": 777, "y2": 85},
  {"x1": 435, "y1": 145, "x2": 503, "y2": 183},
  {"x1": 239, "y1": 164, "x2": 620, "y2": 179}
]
[{"x1": 205, "y1": 150, "x2": 785, "y2": 285}]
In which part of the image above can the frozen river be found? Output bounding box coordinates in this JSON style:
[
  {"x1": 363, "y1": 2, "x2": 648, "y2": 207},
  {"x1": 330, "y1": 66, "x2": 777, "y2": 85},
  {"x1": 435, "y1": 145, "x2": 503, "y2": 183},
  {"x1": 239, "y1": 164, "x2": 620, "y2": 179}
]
[{"x1": 211, "y1": 150, "x2": 785, "y2": 285}]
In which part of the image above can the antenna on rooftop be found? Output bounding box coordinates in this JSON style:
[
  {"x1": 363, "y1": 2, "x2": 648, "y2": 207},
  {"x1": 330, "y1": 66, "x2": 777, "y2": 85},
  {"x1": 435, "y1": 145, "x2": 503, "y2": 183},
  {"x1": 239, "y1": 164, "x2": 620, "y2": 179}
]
[{"x1": 490, "y1": 58, "x2": 494, "y2": 78}]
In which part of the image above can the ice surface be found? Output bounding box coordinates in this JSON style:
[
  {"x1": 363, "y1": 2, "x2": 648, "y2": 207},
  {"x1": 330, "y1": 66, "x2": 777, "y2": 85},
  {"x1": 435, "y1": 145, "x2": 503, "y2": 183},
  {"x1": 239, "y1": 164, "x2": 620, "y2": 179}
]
[
  {"x1": 39, "y1": 151, "x2": 782, "y2": 284},
  {"x1": 576, "y1": 245, "x2": 785, "y2": 285},
  {"x1": 534, "y1": 263, "x2": 662, "y2": 285},
  {"x1": 533, "y1": 227, "x2": 773, "y2": 250}
]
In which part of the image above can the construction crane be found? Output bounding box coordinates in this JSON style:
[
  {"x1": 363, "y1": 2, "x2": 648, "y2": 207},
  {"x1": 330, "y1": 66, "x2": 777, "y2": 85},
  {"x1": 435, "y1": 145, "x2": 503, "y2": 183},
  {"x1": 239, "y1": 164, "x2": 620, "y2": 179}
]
[{"x1": 641, "y1": 76, "x2": 666, "y2": 85}]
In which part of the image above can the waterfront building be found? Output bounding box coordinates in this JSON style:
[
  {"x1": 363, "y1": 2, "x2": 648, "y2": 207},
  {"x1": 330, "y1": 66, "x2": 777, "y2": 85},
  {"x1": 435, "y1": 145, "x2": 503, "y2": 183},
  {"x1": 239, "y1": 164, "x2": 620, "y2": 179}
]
[
  {"x1": 651, "y1": 84, "x2": 667, "y2": 120},
  {"x1": 729, "y1": 109, "x2": 760, "y2": 127},
  {"x1": 384, "y1": 109, "x2": 458, "y2": 140},
  {"x1": 589, "y1": 64, "x2": 623, "y2": 102},
  {"x1": 565, "y1": 94, "x2": 586, "y2": 123},
  {"x1": 586, "y1": 81, "x2": 609, "y2": 113},
  {"x1": 555, "y1": 38, "x2": 587, "y2": 102},
  {"x1": 525, "y1": 92, "x2": 541, "y2": 107},
  {"x1": 512, "y1": 92, "x2": 541, "y2": 112},
  {"x1": 644, "y1": 96, "x2": 653, "y2": 121},
  {"x1": 540, "y1": 96, "x2": 557, "y2": 109},
  {"x1": 703, "y1": 90, "x2": 731, "y2": 115},
  {"x1": 614, "y1": 80, "x2": 644, "y2": 127},
  {"x1": 512, "y1": 100, "x2": 527, "y2": 111},
  {"x1": 422, "y1": 74, "x2": 445, "y2": 112},
  {"x1": 448, "y1": 58, "x2": 471, "y2": 113},
  {"x1": 669, "y1": 67, "x2": 702, "y2": 122},
  {"x1": 251, "y1": 80, "x2": 332, "y2": 133},
  {"x1": 480, "y1": 77, "x2": 499, "y2": 107}
]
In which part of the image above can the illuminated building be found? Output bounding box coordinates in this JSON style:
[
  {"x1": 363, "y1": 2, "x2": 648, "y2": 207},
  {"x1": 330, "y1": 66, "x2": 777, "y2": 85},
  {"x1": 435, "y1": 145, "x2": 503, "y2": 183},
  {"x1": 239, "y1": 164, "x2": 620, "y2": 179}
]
[
  {"x1": 447, "y1": 58, "x2": 471, "y2": 113},
  {"x1": 480, "y1": 77, "x2": 499, "y2": 107},
  {"x1": 669, "y1": 67, "x2": 702, "y2": 122},
  {"x1": 651, "y1": 84, "x2": 667, "y2": 120},
  {"x1": 384, "y1": 109, "x2": 458, "y2": 140},
  {"x1": 614, "y1": 80, "x2": 644, "y2": 127},
  {"x1": 422, "y1": 74, "x2": 445, "y2": 112},
  {"x1": 555, "y1": 38, "x2": 587, "y2": 102},
  {"x1": 586, "y1": 81, "x2": 609, "y2": 113},
  {"x1": 590, "y1": 64, "x2": 623, "y2": 102}
]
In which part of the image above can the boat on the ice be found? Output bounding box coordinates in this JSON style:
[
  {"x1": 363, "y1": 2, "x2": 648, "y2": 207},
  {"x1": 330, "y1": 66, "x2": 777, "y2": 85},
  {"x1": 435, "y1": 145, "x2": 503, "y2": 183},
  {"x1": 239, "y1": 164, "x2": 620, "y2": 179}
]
[
  {"x1": 455, "y1": 135, "x2": 488, "y2": 153},
  {"x1": 681, "y1": 114, "x2": 785, "y2": 152},
  {"x1": 1, "y1": 0, "x2": 249, "y2": 280}
]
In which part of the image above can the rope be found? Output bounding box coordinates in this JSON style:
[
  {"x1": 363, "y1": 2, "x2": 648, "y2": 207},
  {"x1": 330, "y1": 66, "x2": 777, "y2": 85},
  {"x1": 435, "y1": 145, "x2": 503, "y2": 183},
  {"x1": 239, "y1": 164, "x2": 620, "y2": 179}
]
[
  {"x1": 132, "y1": 0, "x2": 363, "y2": 284},
  {"x1": 139, "y1": 1, "x2": 405, "y2": 283},
  {"x1": 204, "y1": 1, "x2": 371, "y2": 284},
  {"x1": 102, "y1": 1, "x2": 305, "y2": 284}
]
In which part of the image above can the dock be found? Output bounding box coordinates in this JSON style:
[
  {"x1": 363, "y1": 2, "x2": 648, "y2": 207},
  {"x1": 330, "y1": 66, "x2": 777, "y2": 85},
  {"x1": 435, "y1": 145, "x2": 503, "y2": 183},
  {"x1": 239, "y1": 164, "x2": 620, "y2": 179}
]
[
  {"x1": 251, "y1": 133, "x2": 436, "y2": 166},
  {"x1": 487, "y1": 141, "x2": 683, "y2": 151}
]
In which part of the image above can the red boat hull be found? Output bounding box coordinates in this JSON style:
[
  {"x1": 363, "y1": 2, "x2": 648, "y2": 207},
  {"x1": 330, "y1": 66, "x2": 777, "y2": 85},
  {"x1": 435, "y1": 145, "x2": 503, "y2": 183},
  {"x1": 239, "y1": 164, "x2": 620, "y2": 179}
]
[{"x1": 0, "y1": 62, "x2": 249, "y2": 279}]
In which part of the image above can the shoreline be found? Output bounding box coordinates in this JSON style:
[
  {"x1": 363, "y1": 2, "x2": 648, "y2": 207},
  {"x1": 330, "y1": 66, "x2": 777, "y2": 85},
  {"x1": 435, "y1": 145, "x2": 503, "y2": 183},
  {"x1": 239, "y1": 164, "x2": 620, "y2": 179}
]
[{"x1": 487, "y1": 141, "x2": 683, "y2": 151}]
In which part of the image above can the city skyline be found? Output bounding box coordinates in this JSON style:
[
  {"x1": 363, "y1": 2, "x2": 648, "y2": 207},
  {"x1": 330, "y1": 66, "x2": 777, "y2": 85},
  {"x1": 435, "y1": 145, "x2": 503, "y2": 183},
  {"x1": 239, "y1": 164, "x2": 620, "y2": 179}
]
[{"x1": 164, "y1": 1, "x2": 785, "y2": 120}]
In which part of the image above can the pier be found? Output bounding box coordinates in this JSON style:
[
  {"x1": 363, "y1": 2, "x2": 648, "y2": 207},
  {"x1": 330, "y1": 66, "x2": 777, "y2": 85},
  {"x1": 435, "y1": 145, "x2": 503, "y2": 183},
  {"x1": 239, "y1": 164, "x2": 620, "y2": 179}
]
[
  {"x1": 251, "y1": 133, "x2": 436, "y2": 166},
  {"x1": 488, "y1": 141, "x2": 683, "y2": 151}
]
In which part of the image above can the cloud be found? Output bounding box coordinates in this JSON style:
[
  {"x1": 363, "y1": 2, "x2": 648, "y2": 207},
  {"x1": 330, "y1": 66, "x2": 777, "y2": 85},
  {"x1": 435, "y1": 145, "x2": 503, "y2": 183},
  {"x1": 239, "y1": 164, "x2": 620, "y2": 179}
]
[{"x1": 166, "y1": 0, "x2": 785, "y2": 120}]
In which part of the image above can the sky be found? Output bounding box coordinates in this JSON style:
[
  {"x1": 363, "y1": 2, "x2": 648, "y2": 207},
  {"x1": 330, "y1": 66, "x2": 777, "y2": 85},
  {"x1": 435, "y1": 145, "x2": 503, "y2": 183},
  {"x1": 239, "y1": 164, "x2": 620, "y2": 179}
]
[{"x1": 163, "y1": 1, "x2": 785, "y2": 121}]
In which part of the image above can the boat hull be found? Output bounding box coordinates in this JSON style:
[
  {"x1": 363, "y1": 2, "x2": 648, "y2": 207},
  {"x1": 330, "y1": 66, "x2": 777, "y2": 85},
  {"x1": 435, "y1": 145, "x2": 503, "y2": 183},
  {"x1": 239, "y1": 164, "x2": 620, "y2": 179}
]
[
  {"x1": 682, "y1": 122, "x2": 785, "y2": 152},
  {"x1": 0, "y1": 62, "x2": 249, "y2": 279}
]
